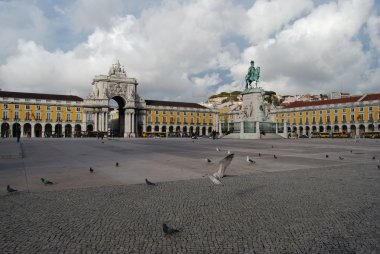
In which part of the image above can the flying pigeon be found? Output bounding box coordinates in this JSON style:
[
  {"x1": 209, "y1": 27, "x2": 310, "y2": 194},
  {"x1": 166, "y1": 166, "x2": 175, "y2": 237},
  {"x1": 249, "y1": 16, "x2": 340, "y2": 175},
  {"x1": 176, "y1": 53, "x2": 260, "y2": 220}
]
[
  {"x1": 89, "y1": 167, "x2": 94, "y2": 173},
  {"x1": 7, "y1": 185, "x2": 17, "y2": 193},
  {"x1": 273, "y1": 155, "x2": 277, "y2": 159},
  {"x1": 216, "y1": 148, "x2": 220, "y2": 152},
  {"x1": 247, "y1": 156, "x2": 255, "y2": 164},
  {"x1": 339, "y1": 156, "x2": 344, "y2": 160},
  {"x1": 213, "y1": 154, "x2": 234, "y2": 179},
  {"x1": 163, "y1": 223, "x2": 180, "y2": 236},
  {"x1": 41, "y1": 178, "x2": 53, "y2": 185},
  {"x1": 205, "y1": 158, "x2": 211, "y2": 163},
  {"x1": 115, "y1": 162, "x2": 119, "y2": 167},
  {"x1": 145, "y1": 178, "x2": 156, "y2": 186}
]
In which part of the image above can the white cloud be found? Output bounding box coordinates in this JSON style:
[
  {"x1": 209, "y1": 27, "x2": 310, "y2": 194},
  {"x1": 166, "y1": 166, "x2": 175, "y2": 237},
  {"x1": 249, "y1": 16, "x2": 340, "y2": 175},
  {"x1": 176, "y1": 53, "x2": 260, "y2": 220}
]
[{"x1": 0, "y1": 0, "x2": 380, "y2": 102}]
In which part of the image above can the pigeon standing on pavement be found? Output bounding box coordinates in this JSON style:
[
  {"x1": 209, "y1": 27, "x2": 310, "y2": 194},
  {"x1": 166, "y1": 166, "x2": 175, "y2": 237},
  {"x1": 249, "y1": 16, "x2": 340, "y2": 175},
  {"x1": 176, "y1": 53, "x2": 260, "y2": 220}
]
[
  {"x1": 216, "y1": 147, "x2": 220, "y2": 152},
  {"x1": 326, "y1": 154, "x2": 329, "y2": 158},
  {"x1": 145, "y1": 178, "x2": 156, "y2": 186},
  {"x1": 274, "y1": 155, "x2": 277, "y2": 159},
  {"x1": 247, "y1": 156, "x2": 255, "y2": 164},
  {"x1": 89, "y1": 167, "x2": 94, "y2": 173},
  {"x1": 339, "y1": 156, "x2": 344, "y2": 160},
  {"x1": 7, "y1": 185, "x2": 17, "y2": 193},
  {"x1": 258, "y1": 153, "x2": 261, "y2": 157},
  {"x1": 41, "y1": 178, "x2": 53, "y2": 185},
  {"x1": 377, "y1": 165, "x2": 380, "y2": 170},
  {"x1": 163, "y1": 223, "x2": 180, "y2": 236},
  {"x1": 116, "y1": 162, "x2": 119, "y2": 167},
  {"x1": 205, "y1": 158, "x2": 211, "y2": 163},
  {"x1": 372, "y1": 156, "x2": 376, "y2": 160}
]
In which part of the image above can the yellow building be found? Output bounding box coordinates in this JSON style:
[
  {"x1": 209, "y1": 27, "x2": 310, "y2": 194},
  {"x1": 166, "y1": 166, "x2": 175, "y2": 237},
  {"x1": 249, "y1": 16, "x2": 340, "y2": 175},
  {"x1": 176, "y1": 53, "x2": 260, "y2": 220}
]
[
  {"x1": 0, "y1": 91, "x2": 84, "y2": 138},
  {"x1": 271, "y1": 94, "x2": 380, "y2": 137},
  {"x1": 144, "y1": 100, "x2": 217, "y2": 137}
]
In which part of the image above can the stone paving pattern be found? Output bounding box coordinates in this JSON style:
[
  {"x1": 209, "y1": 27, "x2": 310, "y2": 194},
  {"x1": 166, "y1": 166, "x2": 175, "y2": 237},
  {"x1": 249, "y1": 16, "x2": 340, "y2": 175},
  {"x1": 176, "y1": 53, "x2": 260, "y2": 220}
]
[{"x1": 0, "y1": 138, "x2": 380, "y2": 253}]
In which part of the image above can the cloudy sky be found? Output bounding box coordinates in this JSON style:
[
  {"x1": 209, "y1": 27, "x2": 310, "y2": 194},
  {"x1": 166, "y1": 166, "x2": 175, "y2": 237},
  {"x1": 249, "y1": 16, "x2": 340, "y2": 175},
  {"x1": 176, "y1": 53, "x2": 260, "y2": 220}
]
[{"x1": 0, "y1": 0, "x2": 379, "y2": 102}]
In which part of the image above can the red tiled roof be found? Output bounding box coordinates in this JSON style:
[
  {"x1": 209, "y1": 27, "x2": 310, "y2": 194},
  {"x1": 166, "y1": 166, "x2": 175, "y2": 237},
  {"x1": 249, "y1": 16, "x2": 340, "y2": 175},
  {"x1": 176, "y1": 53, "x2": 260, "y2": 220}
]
[
  {"x1": 0, "y1": 91, "x2": 83, "y2": 101},
  {"x1": 362, "y1": 93, "x2": 380, "y2": 101},
  {"x1": 282, "y1": 96, "x2": 361, "y2": 108},
  {"x1": 145, "y1": 100, "x2": 207, "y2": 109}
]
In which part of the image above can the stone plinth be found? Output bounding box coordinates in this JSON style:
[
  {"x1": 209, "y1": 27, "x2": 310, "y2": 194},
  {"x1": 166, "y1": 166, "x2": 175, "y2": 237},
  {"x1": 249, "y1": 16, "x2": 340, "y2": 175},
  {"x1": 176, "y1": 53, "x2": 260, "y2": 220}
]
[{"x1": 241, "y1": 87, "x2": 265, "y2": 122}]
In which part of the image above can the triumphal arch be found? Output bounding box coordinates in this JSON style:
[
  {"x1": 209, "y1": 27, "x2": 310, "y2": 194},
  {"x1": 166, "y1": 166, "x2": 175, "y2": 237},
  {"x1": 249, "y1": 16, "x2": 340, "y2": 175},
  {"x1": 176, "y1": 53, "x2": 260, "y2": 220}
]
[{"x1": 84, "y1": 61, "x2": 145, "y2": 137}]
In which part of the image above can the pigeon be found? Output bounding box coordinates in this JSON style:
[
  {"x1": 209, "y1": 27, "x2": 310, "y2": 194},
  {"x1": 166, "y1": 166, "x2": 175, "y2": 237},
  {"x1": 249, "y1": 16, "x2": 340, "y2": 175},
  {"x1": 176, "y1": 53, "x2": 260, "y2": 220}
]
[
  {"x1": 163, "y1": 223, "x2": 180, "y2": 236},
  {"x1": 101, "y1": 141, "x2": 104, "y2": 144},
  {"x1": 271, "y1": 145, "x2": 274, "y2": 148},
  {"x1": 350, "y1": 150, "x2": 352, "y2": 153},
  {"x1": 258, "y1": 153, "x2": 261, "y2": 157},
  {"x1": 227, "y1": 150, "x2": 231, "y2": 154},
  {"x1": 115, "y1": 162, "x2": 119, "y2": 167},
  {"x1": 247, "y1": 156, "x2": 255, "y2": 164},
  {"x1": 41, "y1": 178, "x2": 53, "y2": 185},
  {"x1": 213, "y1": 154, "x2": 234, "y2": 179},
  {"x1": 273, "y1": 155, "x2": 277, "y2": 159},
  {"x1": 216, "y1": 148, "x2": 220, "y2": 152},
  {"x1": 372, "y1": 156, "x2": 376, "y2": 160},
  {"x1": 205, "y1": 158, "x2": 211, "y2": 163},
  {"x1": 378, "y1": 165, "x2": 380, "y2": 170},
  {"x1": 326, "y1": 154, "x2": 329, "y2": 158},
  {"x1": 339, "y1": 156, "x2": 344, "y2": 160},
  {"x1": 145, "y1": 178, "x2": 156, "y2": 186},
  {"x1": 7, "y1": 185, "x2": 17, "y2": 193},
  {"x1": 89, "y1": 167, "x2": 94, "y2": 173}
]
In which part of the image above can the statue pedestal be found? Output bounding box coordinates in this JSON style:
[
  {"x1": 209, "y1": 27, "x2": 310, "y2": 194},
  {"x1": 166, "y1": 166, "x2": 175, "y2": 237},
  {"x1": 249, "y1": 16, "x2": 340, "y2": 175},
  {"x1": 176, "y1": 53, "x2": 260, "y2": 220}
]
[{"x1": 241, "y1": 87, "x2": 265, "y2": 122}]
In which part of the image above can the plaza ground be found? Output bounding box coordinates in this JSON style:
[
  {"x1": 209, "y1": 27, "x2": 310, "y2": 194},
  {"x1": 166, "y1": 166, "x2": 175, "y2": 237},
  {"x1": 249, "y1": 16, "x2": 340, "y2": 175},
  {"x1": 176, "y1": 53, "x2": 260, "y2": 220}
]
[{"x1": 0, "y1": 138, "x2": 379, "y2": 253}]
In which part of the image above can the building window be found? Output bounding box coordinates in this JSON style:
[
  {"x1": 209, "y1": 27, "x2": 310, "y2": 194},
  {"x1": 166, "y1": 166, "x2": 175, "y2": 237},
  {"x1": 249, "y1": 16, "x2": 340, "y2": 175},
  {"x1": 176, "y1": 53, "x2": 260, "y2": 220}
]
[
  {"x1": 334, "y1": 116, "x2": 338, "y2": 123},
  {"x1": 2, "y1": 111, "x2": 8, "y2": 120},
  {"x1": 57, "y1": 106, "x2": 61, "y2": 111},
  {"x1": 25, "y1": 112, "x2": 30, "y2": 120},
  {"x1": 76, "y1": 113, "x2": 81, "y2": 121},
  {"x1": 15, "y1": 104, "x2": 19, "y2": 109},
  {"x1": 47, "y1": 112, "x2": 51, "y2": 120},
  {"x1": 15, "y1": 111, "x2": 19, "y2": 120},
  {"x1": 36, "y1": 112, "x2": 41, "y2": 120},
  {"x1": 47, "y1": 106, "x2": 51, "y2": 111},
  {"x1": 170, "y1": 112, "x2": 174, "y2": 123},
  {"x1": 76, "y1": 107, "x2": 81, "y2": 112},
  {"x1": 360, "y1": 107, "x2": 363, "y2": 112},
  {"x1": 343, "y1": 115, "x2": 346, "y2": 122},
  {"x1": 369, "y1": 107, "x2": 372, "y2": 111},
  {"x1": 37, "y1": 105, "x2": 41, "y2": 110},
  {"x1": 3, "y1": 104, "x2": 8, "y2": 109},
  {"x1": 67, "y1": 107, "x2": 71, "y2": 111},
  {"x1": 326, "y1": 116, "x2": 330, "y2": 123},
  {"x1": 369, "y1": 113, "x2": 373, "y2": 122},
  {"x1": 155, "y1": 113, "x2": 159, "y2": 123},
  {"x1": 67, "y1": 113, "x2": 71, "y2": 121},
  {"x1": 57, "y1": 113, "x2": 61, "y2": 121},
  {"x1": 26, "y1": 105, "x2": 30, "y2": 110}
]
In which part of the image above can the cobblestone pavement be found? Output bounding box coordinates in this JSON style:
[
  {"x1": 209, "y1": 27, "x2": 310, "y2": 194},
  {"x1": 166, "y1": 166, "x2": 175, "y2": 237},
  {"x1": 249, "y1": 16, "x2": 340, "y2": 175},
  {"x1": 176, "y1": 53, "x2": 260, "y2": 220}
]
[{"x1": 1, "y1": 161, "x2": 380, "y2": 253}]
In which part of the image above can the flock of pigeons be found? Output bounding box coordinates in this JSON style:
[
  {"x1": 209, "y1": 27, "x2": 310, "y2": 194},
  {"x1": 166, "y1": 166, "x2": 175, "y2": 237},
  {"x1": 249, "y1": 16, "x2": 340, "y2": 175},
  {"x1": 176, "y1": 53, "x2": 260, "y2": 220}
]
[{"x1": 5, "y1": 143, "x2": 380, "y2": 238}]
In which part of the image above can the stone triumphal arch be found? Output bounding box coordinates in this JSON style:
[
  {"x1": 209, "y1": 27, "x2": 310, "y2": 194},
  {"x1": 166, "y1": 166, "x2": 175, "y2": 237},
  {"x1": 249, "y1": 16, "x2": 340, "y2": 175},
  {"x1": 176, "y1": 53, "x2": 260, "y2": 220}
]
[{"x1": 85, "y1": 61, "x2": 145, "y2": 137}]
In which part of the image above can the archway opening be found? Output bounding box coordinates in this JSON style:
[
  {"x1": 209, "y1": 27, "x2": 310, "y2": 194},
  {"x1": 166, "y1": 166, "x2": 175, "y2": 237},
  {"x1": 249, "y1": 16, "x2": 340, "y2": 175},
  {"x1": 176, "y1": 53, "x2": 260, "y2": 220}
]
[
  {"x1": 35, "y1": 123, "x2": 42, "y2": 137},
  {"x1": 334, "y1": 125, "x2": 339, "y2": 132},
  {"x1": 45, "y1": 124, "x2": 52, "y2": 137},
  {"x1": 359, "y1": 124, "x2": 365, "y2": 137},
  {"x1": 109, "y1": 96, "x2": 126, "y2": 137},
  {"x1": 74, "y1": 124, "x2": 82, "y2": 137},
  {"x1": 1, "y1": 122, "x2": 10, "y2": 138},
  {"x1": 65, "y1": 124, "x2": 72, "y2": 138},
  {"x1": 24, "y1": 123, "x2": 31, "y2": 137},
  {"x1": 319, "y1": 126, "x2": 324, "y2": 132},
  {"x1": 12, "y1": 123, "x2": 21, "y2": 138},
  {"x1": 305, "y1": 126, "x2": 310, "y2": 136},
  {"x1": 342, "y1": 125, "x2": 347, "y2": 133},
  {"x1": 55, "y1": 124, "x2": 63, "y2": 137},
  {"x1": 368, "y1": 124, "x2": 374, "y2": 132},
  {"x1": 350, "y1": 125, "x2": 356, "y2": 137}
]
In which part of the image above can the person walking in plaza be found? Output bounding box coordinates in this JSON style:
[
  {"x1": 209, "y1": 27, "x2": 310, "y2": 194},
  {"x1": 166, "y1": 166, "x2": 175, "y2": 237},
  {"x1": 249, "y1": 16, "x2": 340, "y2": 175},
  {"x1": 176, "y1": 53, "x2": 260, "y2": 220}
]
[{"x1": 16, "y1": 126, "x2": 21, "y2": 143}]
